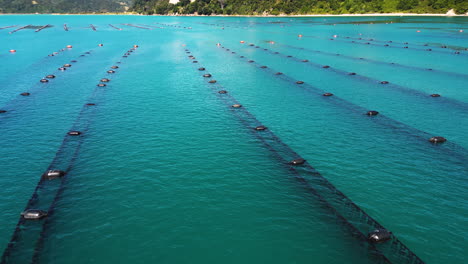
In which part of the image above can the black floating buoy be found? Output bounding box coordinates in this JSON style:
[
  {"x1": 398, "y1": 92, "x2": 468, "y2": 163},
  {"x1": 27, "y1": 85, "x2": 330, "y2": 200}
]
[
  {"x1": 68, "y1": 131, "x2": 81, "y2": 136},
  {"x1": 58, "y1": 67, "x2": 67, "y2": 71},
  {"x1": 21, "y1": 209, "x2": 48, "y2": 220},
  {"x1": 366, "y1": 110, "x2": 379, "y2": 116},
  {"x1": 203, "y1": 74, "x2": 212, "y2": 78},
  {"x1": 404, "y1": 42, "x2": 408, "y2": 44},
  {"x1": 240, "y1": 56, "x2": 245, "y2": 58},
  {"x1": 122, "y1": 55, "x2": 128, "y2": 58},
  {"x1": 255, "y1": 125, "x2": 267, "y2": 131},
  {"x1": 40, "y1": 79, "x2": 49, "y2": 83},
  {"x1": 296, "y1": 81, "x2": 304, "y2": 84},
  {"x1": 441, "y1": 45, "x2": 447, "y2": 48},
  {"x1": 348, "y1": 72, "x2": 357, "y2": 75},
  {"x1": 274, "y1": 52, "x2": 279, "y2": 54},
  {"x1": 86, "y1": 103, "x2": 96, "y2": 106},
  {"x1": 430, "y1": 94, "x2": 441, "y2": 97},
  {"x1": 248, "y1": 60, "x2": 254, "y2": 63},
  {"x1": 323, "y1": 93, "x2": 334, "y2": 96},
  {"x1": 426, "y1": 49, "x2": 432, "y2": 51},
  {"x1": 209, "y1": 80, "x2": 217, "y2": 83},
  {"x1": 368, "y1": 229, "x2": 392, "y2": 243},
  {"x1": 249, "y1": 44, "x2": 254, "y2": 46},
  {"x1": 101, "y1": 78, "x2": 110, "y2": 82},
  {"x1": 218, "y1": 90, "x2": 227, "y2": 94},
  {"x1": 63, "y1": 64, "x2": 72, "y2": 67},
  {"x1": 111, "y1": 66, "x2": 119, "y2": 69},
  {"x1": 188, "y1": 55, "x2": 194, "y2": 58},
  {"x1": 275, "y1": 72, "x2": 283, "y2": 75},
  {"x1": 290, "y1": 158, "x2": 306, "y2": 165},
  {"x1": 404, "y1": 46, "x2": 409, "y2": 49},
  {"x1": 384, "y1": 44, "x2": 389, "y2": 47},
  {"x1": 454, "y1": 51, "x2": 460, "y2": 54},
  {"x1": 232, "y1": 104, "x2": 242, "y2": 108},
  {"x1": 46, "y1": 75, "x2": 56, "y2": 79},
  {"x1": 193, "y1": 61, "x2": 198, "y2": 63},
  {"x1": 0, "y1": 110, "x2": 7, "y2": 113},
  {"x1": 97, "y1": 83, "x2": 106, "y2": 87},
  {"x1": 302, "y1": 59, "x2": 309, "y2": 62},
  {"x1": 42, "y1": 170, "x2": 66, "y2": 180},
  {"x1": 380, "y1": 81, "x2": 389, "y2": 84},
  {"x1": 287, "y1": 55, "x2": 292, "y2": 57},
  {"x1": 107, "y1": 70, "x2": 115, "y2": 74},
  {"x1": 429, "y1": 136, "x2": 446, "y2": 143},
  {"x1": 20, "y1": 92, "x2": 30, "y2": 96},
  {"x1": 71, "y1": 60, "x2": 77, "y2": 63},
  {"x1": 322, "y1": 65, "x2": 330, "y2": 68},
  {"x1": 198, "y1": 67, "x2": 206, "y2": 71},
  {"x1": 260, "y1": 66, "x2": 267, "y2": 68}
]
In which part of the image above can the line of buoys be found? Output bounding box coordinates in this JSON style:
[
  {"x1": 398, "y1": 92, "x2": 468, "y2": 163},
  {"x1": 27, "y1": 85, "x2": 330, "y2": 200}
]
[
  {"x1": 183, "y1": 50, "x2": 407, "y2": 264},
  {"x1": 219, "y1": 46, "x2": 464, "y2": 157},
  {"x1": 1, "y1": 45, "x2": 139, "y2": 264}
]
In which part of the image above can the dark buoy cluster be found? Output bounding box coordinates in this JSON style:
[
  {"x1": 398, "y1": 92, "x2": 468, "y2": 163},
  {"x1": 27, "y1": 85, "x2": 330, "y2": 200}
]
[
  {"x1": 275, "y1": 72, "x2": 283, "y2": 75},
  {"x1": 86, "y1": 103, "x2": 96, "y2": 106},
  {"x1": 260, "y1": 65, "x2": 267, "y2": 68},
  {"x1": 290, "y1": 158, "x2": 306, "y2": 165},
  {"x1": 248, "y1": 60, "x2": 254, "y2": 63},
  {"x1": 348, "y1": 72, "x2": 356, "y2": 75},
  {"x1": 429, "y1": 136, "x2": 446, "y2": 143},
  {"x1": 232, "y1": 104, "x2": 242, "y2": 108},
  {"x1": 430, "y1": 94, "x2": 441, "y2": 97},
  {"x1": 42, "y1": 170, "x2": 65, "y2": 180},
  {"x1": 20, "y1": 92, "x2": 30, "y2": 96},
  {"x1": 322, "y1": 65, "x2": 330, "y2": 68},
  {"x1": 68, "y1": 131, "x2": 82, "y2": 136},
  {"x1": 302, "y1": 59, "x2": 309, "y2": 62},
  {"x1": 366, "y1": 110, "x2": 379, "y2": 116},
  {"x1": 203, "y1": 74, "x2": 212, "y2": 78},
  {"x1": 323, "y1": 93, "x2": 334, "y2": 96},
  {"x1": 255, "y1": 125, "x2": 267, "y2": 131},
  {"x1": 218, "y1": 90, "x2": 227, "y2": 94},
  {"x1": 368, "y1": 229, "x2": 392, "y2": 243},
  {"x1": 21, "y1": 209, "x2": 48, "y2": 220},
  {"x1": 296, "y1": 81, "x2": 304, "y2": 84}
]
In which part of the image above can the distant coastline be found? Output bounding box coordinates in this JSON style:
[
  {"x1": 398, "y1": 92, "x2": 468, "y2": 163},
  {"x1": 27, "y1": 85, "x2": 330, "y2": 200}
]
[{"x1": 1, "y1": 12, "x2": 467, "y2": 17}]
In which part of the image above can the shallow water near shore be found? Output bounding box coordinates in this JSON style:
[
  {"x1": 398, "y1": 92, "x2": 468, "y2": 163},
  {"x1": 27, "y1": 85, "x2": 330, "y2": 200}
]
[{"x1": 0, "y1": 15, "x2": 467, "y2": 264}]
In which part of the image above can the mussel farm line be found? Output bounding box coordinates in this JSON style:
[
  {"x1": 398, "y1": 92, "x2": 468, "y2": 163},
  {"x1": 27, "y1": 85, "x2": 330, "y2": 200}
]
[
  {"x1": 243, "y1": 43, "x2": 468, "y2": 111},
  {"x1": 0, "y1": 45, "x2": 139, "y2": 264},
  {"x1": 217, "y1": 45, "x2": 468, "y2": 159},
  {"x1": 0, "y1": 46, "x2": 100, "y2": 120},
  {"x1": 185, "y1": 47, "x2": 424, "y2": 264}
]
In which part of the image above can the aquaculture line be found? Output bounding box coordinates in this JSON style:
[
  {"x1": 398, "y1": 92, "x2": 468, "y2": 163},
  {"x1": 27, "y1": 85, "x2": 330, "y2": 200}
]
[
  {"x1": 217, "y1": 45, "x2": 467, "y2": 159},
  {"x1": 0, "y1": 45, "x2": 99, "y2": 118},
  {"x1": 185, "y1": 47, "x2": 424, "y2": 264},
  {"x1": 0, "y1": 45, "x2": 139, "y2": 264}
]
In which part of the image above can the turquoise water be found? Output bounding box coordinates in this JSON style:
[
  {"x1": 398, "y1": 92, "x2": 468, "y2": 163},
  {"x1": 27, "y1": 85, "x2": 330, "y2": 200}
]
[{"x1": 0, "y1": 15, "x2": 467, "y2": 264}]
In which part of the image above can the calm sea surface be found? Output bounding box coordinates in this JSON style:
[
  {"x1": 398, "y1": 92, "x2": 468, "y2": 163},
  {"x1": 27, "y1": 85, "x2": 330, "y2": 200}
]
[{"x1": 0, "y1": 15, "x2": 467, "y2": 264}]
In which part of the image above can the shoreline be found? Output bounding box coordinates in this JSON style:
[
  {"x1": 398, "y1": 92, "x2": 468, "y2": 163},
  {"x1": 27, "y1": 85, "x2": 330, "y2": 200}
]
[{"x1": 0, "y1": 12, "x2": 467, "y2": 17}]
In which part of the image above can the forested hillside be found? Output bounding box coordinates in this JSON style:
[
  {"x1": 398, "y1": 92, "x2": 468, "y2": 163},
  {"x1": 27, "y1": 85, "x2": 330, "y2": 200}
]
[
  {"x1": 0, "y1": 0, "x2": 133, "y2": 13},
  {"x1": 132, "y1": 0, "x2": 468, "y2": 15}
]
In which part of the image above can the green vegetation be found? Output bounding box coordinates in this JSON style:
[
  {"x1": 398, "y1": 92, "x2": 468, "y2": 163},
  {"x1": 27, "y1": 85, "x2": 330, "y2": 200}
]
[
  {"x1": 0, "y1": 0, "x2": 133, "y2": 13},
  {"x1": 132, "y1": 0, "x2": 468, "y2": 15}
]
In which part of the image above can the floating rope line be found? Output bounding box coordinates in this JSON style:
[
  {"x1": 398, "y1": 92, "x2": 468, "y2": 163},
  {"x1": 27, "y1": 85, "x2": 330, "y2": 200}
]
[
  {"x1": 0, "y1": 25, "x2": 17, "y2": 30},
  {"x1": 243, "y1": 43, "x2": 468, "y2": 112},
  {"x1": 1, "y1": 45, "x2": 139, "y2": 264},
  {"x1": 336, "y1": 35, "x2": 468, "y2": 52},
  {"x1": 109, "y1": 24, "x2": 122, "y2": 30},
  {"x1": 0, "y1": 46, "x2": 100, "y2": 119},
  {"x1": 121, "y1": 23, "x2": 151, "y2": 30},
  {"x1": 35, "y1": 25, "x2": 52, "y2": 32},
  {"x1": 185, "y1": 47, "x2": 424, "y2": 264},
  {"x1": 275, "y1": 42, "x2": 468, "y2": 79},
  {"x1": 9, "y1": 24, "x2": 32, "y2": 34},
  {"x1": 217, "y1": 45, "x2": 468, "y2": 160}
]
